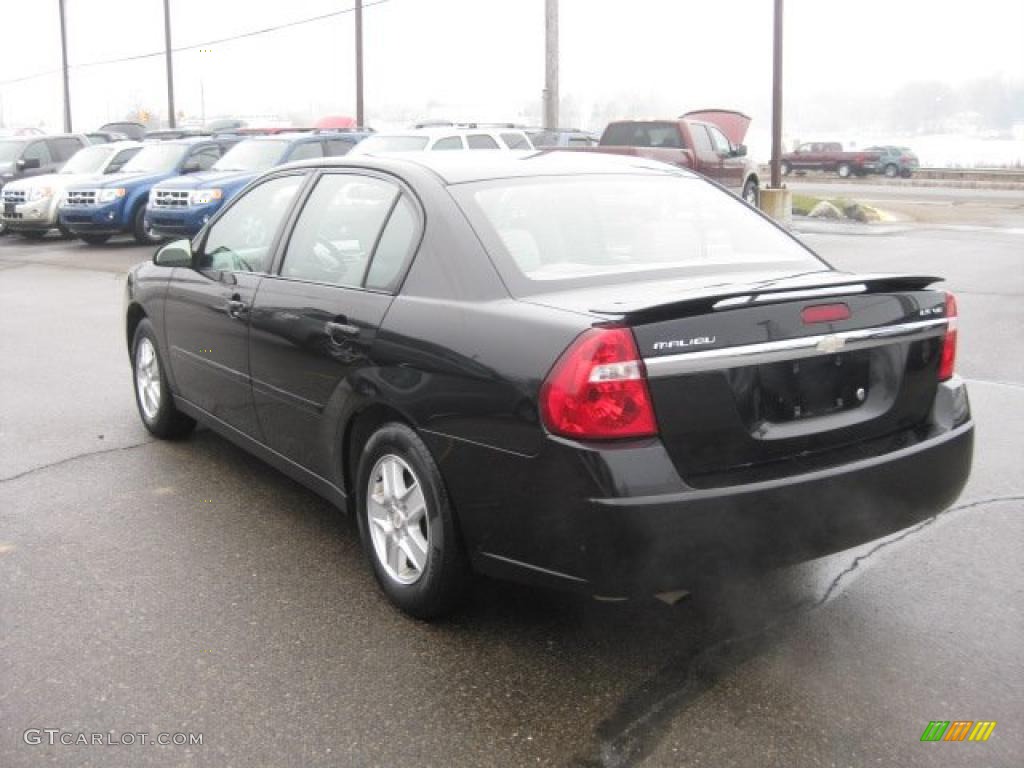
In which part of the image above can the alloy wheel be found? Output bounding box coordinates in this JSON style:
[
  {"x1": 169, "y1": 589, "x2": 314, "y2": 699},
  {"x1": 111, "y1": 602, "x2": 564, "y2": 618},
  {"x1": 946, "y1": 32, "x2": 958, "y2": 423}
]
[
  {"x1": 366, "y1": 454, "x2": 430, "y2": 585},
  {"x1": 135, "y1": 337, "x2": 161, "y2": 421}
]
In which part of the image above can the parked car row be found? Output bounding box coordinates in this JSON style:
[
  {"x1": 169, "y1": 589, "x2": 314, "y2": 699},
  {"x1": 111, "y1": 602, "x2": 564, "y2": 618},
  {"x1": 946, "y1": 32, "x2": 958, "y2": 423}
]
[
  {"x1": 3, "y1": 110, "x2": 773, "y2": 242},
  {"x1": 781, "y1": 142, "x2": 920, "y2": 178}
]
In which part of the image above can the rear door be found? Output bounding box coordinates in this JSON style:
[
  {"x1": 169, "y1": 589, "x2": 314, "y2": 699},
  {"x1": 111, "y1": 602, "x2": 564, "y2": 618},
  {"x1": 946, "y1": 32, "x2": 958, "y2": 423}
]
[
  {"x1": 162, "y1": 173, "x2": 307, "y2": 437},
  {"x1": 249, "y1": 171, "x2": 421, "y2": 477}
]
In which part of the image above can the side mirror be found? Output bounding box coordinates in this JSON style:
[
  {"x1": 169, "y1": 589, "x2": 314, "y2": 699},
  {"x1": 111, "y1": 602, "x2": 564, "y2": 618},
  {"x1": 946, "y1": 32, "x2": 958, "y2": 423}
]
[
  {"x1": 182, "y1": 160, "x2": 201, "y2": 174},
  {"x1": 17, "y1": 158, "x2": 41, "y2": 170},
  {"x1": 153, "y1": 239, "x2": 193, "y2": 267},
  {"x1": 731, "y1": 144, "x2": 748, "y2": 158}
]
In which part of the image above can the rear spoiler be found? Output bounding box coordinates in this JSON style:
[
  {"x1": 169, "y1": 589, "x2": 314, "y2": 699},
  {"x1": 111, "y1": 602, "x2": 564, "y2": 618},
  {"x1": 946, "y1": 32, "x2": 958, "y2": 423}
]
[{"x1": 590, "y1": 272, "x2": 943, "y2": 318}]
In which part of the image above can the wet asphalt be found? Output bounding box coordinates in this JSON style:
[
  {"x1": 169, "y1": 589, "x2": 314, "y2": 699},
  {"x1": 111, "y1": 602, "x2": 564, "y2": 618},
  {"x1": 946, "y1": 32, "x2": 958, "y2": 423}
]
[{"x1": 0, "y1": 198, "x2": 1021, "y2": 767}]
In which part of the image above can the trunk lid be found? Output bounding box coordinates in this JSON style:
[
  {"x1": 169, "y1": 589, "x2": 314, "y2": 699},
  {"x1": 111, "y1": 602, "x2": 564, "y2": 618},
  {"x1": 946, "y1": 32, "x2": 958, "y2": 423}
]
[{"x1": 532, "y1": 271, "x2": 949, "y2": 486}]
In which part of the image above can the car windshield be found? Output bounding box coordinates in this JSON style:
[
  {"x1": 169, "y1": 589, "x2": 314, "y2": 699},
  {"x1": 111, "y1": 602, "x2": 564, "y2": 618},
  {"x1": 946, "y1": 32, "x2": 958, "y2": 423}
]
[
  {"x1": 452, "y1": 174, "x2": 824, "y2": 294},
  {"x1": 59, "y1": 145, "x2": 115, "y2": 174},
  {"x1": 213, "y1": 140, "x2": 287, "y2": 171},
  {"x1": 0, "y1": 141, "x2": 25, "y2": 162},
  {"x1": 120, "y1": 143, "x2": 188, "y2": 173},
  {"x1": 353, "y1": 135, "x2": 430, "y2": 153}
]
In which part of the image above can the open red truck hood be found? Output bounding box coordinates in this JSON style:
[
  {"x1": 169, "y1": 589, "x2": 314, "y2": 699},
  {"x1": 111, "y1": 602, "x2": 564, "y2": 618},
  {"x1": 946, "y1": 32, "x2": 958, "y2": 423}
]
[{"x1": 680, "y1": 109, "x2": 752, "y2": 146}]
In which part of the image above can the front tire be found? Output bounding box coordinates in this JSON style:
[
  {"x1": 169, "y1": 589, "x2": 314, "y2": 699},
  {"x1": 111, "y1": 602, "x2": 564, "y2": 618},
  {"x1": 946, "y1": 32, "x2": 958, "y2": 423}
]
[
  {"x1": 80, "y1": 233, "x2": 111, "y2": 245},
  {"x1": 131, "y1": 318, "x2": 195, "y2": 439},
  {"x1": 133, "y1": 204, "x2": 161, "y2": 245},
  {"x1": 742, "y1": 179, "x2": 759, "y2": 207},
  {"x1": 837, "y1": 163, "x2": 852, "y2": 178},
  {"x1": 356, "y1": 423, "x2": 469, "y2": 619},
  {"x1": 20, "y1": 231, "x2": 47, "y2": 240}
]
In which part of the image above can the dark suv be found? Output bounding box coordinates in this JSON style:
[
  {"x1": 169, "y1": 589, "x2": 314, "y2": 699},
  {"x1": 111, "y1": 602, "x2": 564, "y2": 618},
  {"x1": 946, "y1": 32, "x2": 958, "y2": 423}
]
[{"x1": 0, "y1": 134, "x2": 90, "y2": 234}]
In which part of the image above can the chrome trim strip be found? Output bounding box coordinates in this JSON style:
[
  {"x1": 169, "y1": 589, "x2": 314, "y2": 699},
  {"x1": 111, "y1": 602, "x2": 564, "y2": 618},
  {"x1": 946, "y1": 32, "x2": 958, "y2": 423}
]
[
  {"x1": 644, "y1": 318, "x2": 947, "y2": 377},
  {"x1": 712, "y1": 283, "x2": 868, "y2": 309}
]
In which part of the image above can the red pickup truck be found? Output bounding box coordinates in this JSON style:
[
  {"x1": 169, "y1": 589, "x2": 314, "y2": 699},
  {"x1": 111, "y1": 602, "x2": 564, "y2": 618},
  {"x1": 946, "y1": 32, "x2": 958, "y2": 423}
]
[
  {"x1": 572, "y1": 110, "x2": 761, "y2": 206},
  {"x1": 781, "y1": 142, "x2": 882, "y2": 178}
]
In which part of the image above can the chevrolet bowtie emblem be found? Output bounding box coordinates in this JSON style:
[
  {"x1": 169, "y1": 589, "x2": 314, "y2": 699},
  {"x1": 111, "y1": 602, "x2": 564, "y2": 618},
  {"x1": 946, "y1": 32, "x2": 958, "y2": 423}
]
[{"x1": 816, "y1": 334, "x2": 846, "y2": 354}]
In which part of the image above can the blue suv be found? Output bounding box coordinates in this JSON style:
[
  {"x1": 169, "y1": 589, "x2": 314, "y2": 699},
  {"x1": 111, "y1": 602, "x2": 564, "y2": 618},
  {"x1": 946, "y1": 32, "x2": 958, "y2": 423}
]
[
  {"x1": 59, "y1": 137, "x2": 238, "y2": 245},
  {"x1": 144, "y1": 132, "x2": 367, "y2": 240}
]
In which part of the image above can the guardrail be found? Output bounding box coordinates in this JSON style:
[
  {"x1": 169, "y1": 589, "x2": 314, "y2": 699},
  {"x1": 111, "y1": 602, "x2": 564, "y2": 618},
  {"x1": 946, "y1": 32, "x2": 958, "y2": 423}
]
[{"x1": 758, "y1": 164, "x2": 1024, "y2": 190}]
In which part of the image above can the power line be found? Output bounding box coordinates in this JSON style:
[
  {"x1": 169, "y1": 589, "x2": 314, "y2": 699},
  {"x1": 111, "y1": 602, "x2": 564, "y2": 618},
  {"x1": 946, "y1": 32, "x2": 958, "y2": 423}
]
[{"x1": 0, "y1": 0, "x2": 390, "y2": 87}]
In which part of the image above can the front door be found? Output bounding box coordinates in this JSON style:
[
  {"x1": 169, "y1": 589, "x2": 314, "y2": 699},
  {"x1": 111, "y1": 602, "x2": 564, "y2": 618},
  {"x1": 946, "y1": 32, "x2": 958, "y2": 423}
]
[
  {"x1": 249, "y1": 172, "x2": 420, "y2": 479},
  {"x1": 707, "y1": 124, "x2": 744, "y2": 191},
  {"x1": 163, "y1": 173, "x2": 306, "y2": 437}
]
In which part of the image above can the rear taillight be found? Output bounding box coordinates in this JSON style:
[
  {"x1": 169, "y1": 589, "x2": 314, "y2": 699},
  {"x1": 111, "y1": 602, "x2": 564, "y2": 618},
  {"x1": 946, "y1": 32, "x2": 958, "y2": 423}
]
[
  {"x1": 938, "y1": 292, "x2": 958, "y2": 381},
  {"x1": 540, "y1": 327, "x2": 658, "y2": 439}
]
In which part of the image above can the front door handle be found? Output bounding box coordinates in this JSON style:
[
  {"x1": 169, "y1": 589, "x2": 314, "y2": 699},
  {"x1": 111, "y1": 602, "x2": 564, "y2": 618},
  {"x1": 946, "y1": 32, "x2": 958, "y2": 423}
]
[
  {"x1": 227, "y1": 298, "x2": 248, "y2": 319},
  {"x1": 326, "y1": 320, "x2": 359, "y2": 342}
]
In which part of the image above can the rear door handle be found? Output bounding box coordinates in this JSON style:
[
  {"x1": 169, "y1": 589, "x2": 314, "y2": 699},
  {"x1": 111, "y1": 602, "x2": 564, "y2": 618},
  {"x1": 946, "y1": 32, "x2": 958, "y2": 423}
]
[{"x1": 326, "y1": 320, "x2": 359, "y2": 342}]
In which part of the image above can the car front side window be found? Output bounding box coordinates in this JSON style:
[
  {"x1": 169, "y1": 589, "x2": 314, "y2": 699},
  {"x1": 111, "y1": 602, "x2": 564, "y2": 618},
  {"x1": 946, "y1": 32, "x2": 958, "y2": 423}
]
[{"x1": 199, "y1": 175, "x2": 304, "y2": 273}]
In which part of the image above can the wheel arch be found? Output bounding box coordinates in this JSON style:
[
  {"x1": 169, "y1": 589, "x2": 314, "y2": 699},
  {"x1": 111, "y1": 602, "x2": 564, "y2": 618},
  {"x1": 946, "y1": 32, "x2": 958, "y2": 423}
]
[
  {"x1": 126, "y1": 302, "x2": 147, "y2": 355},
  {"x1": 341, "y1": 402, "x2": 415, "y2": 502}
]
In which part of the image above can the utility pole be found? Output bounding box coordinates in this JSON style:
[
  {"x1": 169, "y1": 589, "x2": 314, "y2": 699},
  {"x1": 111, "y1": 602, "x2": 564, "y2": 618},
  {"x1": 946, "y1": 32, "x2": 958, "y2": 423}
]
[
  {"x1": 163, "y1": 0, "x2": 176, "y2": 128},
  {"x1": 543, "y1": 0, "x2": 559, "y2": 130},
  {"x1": 355, "y1": 0, "x2": 364, "y2": 128},
  {"x1": 770, "y1": 0, "x2": 783, "y2": 189},
  {"x1": 760, "y1": 0, "x2": 792, "y2": 223},
  {"x1": 58, "y1": 0, "x2": 72, "y2": 132}
]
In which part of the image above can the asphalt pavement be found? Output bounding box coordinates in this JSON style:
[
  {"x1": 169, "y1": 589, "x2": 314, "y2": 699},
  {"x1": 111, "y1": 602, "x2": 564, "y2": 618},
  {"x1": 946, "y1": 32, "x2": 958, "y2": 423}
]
[{"x1": 1, "y1": 190, "x2": 1021, "y2": 768}]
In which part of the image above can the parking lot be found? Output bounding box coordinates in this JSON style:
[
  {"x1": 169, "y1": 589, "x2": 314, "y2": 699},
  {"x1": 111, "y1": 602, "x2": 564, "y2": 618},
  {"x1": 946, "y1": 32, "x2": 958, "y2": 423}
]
[{"x1": 1, "y1": 187, "x2": 1022, "y2": 767}]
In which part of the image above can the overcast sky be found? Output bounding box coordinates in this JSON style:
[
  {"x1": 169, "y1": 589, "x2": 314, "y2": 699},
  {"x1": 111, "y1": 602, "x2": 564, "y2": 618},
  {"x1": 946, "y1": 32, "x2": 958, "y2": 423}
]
[{"x1": 2, "y1": 0, "x2": 1022, "y2": 140}]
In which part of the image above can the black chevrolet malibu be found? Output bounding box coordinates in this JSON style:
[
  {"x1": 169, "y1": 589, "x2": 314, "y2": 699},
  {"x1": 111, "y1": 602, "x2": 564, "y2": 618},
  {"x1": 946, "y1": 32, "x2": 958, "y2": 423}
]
[{"x1": 124, "y1": 152, "x2": 973, "y2": 618}]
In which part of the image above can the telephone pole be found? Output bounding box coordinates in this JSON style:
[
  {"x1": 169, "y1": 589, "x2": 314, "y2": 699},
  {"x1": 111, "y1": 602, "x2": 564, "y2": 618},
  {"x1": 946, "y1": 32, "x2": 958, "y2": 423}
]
[
  {"x1": 355, "y1": 0, "x2": 364, "y2": 127},
  {"x1": 770, "y1": 0, "x2": 783, "y2": 189},
  {"x1": 163, "y1": 0, "x2": 176, "y2": 128},
  {"x1": 543, "y1": 0, "x2": 558, "y2": 131},
  {"x1": 58, "y1": 0, "x2": 72, "y2": 131}
]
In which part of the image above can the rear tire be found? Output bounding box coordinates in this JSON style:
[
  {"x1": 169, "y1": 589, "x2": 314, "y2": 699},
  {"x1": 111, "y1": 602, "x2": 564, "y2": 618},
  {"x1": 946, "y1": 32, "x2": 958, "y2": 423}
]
[
  {"x1": 355, "y1": 423, "x2": 470, "y2": 619},
  {"x1": 20, "y1": 231, "x2": 47, "y2": 240},
  {"x1": 133, "y1": 204, "x2": 161, "y2": 245},
  {"x1": 837, "y1": 163, "x2": 852, "y2": 178},
  {"x1": 80, "y1": 233, "x2": 111, "y2": 245},
  {"x1": 131, "y1": 318, "x2": 195, "y2": 439},
  {"x1": 884, "y1": 163, "x2": 898, "y2": 178}
]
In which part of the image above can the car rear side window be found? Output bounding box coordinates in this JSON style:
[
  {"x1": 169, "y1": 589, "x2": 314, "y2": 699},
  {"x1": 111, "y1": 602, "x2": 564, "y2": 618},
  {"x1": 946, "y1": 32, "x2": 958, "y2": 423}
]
[
  {"x1": 431, "y1": 136, "x2": 463, "y2": 150},
  {"x1": 467, "y1": 134, "x2": 500, "y2": 150},
  {"x1": 51, "y1": 137, "x2": 85, "y2": 161},
  {"x1": 326, "y1": 138, "x2": 356, "y2": 156},
  {"x1": 199, "y1": 175, "x2": 304, "y2": 273},
  {"x1": 501, "y1": 133, "x2": 531, "y2": 150},
  {"x1": 280, "y1": 174, "x2": 398, "y2": 288},
  {"x1": 452, "y1": 174, "x2": 822, "y2": 295},
  {"x1": 288, "y1": 141, "x2": 325, "y2": 162},
  {"x1": 364, "y1": 195, "x2": 418, "y2": 292}
]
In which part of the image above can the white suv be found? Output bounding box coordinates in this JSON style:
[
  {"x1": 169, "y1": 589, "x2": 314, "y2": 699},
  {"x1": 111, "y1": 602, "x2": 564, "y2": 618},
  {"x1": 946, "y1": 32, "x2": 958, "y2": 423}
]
[{"x1": 349, "y1": 126, "x2": 534, "y2": 155}]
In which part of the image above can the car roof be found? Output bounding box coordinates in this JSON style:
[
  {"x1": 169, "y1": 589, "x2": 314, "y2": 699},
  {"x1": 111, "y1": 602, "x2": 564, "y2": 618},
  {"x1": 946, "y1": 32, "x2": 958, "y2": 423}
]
[
  {"x1": 371, "y1": 126, "x2": 530, "y2": 139},
  {"x1": 281, "y1": 149, "x2": 697, "y2": 185},
  {"x1": 0, "y1": 133, "x2": 84, "y2": 144}
]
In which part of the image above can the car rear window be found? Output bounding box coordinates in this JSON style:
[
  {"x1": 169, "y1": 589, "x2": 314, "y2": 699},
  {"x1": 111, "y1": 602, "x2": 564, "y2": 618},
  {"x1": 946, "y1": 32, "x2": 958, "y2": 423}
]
[
  {"x1": 451, "y1": 174, "x2": 823, "y2": 295},
  {"x1": 601, "y1": 122, "x2": 682, "y2": 148}
]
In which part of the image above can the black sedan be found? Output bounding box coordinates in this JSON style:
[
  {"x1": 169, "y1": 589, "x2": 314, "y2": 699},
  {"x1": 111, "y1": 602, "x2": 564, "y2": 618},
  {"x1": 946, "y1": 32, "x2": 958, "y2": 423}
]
[{"x1": 124, "y1": 152, "x2": 973, "y2": 618}]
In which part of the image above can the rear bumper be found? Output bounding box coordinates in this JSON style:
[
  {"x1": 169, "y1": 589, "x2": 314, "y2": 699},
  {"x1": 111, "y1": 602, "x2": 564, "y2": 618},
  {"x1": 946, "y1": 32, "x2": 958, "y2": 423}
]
[
  {"x1": 434, "y1": 379, "x2": 973, "y2": 596},
  {"x1": 573, "y1": 419, "x2": 973, "y2": 594}
]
